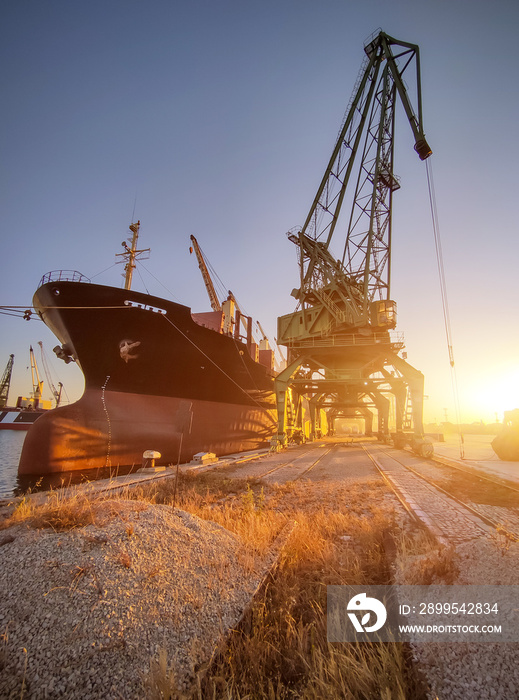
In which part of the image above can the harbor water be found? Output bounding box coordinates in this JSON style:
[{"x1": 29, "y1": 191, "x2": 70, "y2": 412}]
[
  {"x1": 0, "y1": 430, "x2": 141, "y2": 499},
  {"x1": 0, "y1": 431, "x2": 27, "y2": 498}
]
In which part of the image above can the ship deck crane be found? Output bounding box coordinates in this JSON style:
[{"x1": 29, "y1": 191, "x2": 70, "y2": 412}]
[
  {"x1": 275, "y1": 30, "x2": 433, "y2": 456},
  {"x1": 189, "y1": 236, "x2": 282, "y2": 369},
  {"x1": 0, "y1": 354, "x2": 14, "y2": 408},
  {"x1": 189, "y1": 235, "x2": 222, "y2": 312}
]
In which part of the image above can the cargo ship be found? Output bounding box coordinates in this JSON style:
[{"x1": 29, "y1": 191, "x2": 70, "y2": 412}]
[{"x1": 18, "y1": 224, "x2": 277, "y2": 474}]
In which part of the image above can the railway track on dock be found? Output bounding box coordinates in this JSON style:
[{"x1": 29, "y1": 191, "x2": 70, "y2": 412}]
[
  {"x1": 255, "y1": 444, "x2": 333, "y2": 480},
  {"x1": 363, "y1": 443, "x2": 519, "y2": 545}
]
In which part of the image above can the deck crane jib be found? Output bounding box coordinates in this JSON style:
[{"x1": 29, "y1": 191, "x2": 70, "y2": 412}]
[
  {"x1": 189, "y1": 236, "x2": 279, "y2": 371},
  {"x1": 189, "y1": 235, "x2": 222, "y2": 313},
  {"x1": 189, "y1": 235, "x2": 237, "y2": 336},
  {"x1": 279, "y1": 31, "x2": 431, "y2": 346}
]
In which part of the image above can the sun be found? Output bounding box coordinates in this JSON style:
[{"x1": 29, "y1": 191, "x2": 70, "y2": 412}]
[{"x1": 462, "y1": 367, "x2": 519, "y2": 423}]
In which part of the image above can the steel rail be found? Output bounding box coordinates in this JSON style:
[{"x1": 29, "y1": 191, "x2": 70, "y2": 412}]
[
  {"x1": 366, "y1": 444, "x2": 519, "y2": 543},
  {"x1": 255, "y1": 444, "x2": 333, "y2": 480},
  {"x1": 429, "y1": 452, "x2": 519, "y2": 495}
]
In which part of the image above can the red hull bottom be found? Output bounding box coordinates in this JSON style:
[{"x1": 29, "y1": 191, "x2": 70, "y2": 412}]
[{"x1": 18, "y1": 390, "x2": 276, "y2": 475}]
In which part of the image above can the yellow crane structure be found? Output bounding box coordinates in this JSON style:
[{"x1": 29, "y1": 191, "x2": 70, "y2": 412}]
[
  {"x1": 16, "y1": 346, "x2": 53, "y2": 410},
  {"x1": 38, "y1": 341, "x2": 63, "y2": 407}
]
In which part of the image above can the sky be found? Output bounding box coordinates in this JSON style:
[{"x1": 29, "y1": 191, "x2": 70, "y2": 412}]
[{"x1": 1, "y1": 0, "x2": 518, "y2": 426}]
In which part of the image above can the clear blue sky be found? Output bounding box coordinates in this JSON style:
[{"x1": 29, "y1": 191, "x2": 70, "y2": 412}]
[{"x1": 1, "y1": 0, "x2": 518, "y2": 424}]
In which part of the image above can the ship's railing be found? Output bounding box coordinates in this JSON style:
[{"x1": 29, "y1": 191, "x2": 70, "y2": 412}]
[
  {"x1": 38, "y1": 270, "x2": 91, "y2": 287},
  {"x1": 285, "y1": 331, "x2": 405, "y2": 349}
]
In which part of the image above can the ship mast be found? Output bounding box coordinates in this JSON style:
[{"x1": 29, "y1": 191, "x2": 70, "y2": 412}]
[{"x1": 116, "y1": 221, "x2": 150, "y2": 290}]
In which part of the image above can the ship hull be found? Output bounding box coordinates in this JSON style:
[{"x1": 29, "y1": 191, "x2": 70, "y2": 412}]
[
  {"x1": 19, "y1": 279, "x2": 276, "y2": 474},
  {"x1": 18, "y1": 388, "x2": 274, "y2": 474}
]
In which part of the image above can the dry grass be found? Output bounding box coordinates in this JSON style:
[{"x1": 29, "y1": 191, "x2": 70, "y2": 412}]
[
  {"x1": 129, "y1": 473, "x2": 287, "y2": 560},
  {"x1": 0, "y1": 487, "x2": 147, "y2": 532},
  {"x1": 144, "y1": 648, "x2": 178, "y2": 700},
  {"x1": 187, "y1": 479, "x2": 429, "y2": 700},
  {"x1": 394, "y1": 529, "x2": 459, "y2": 585},
  {"x1": 0, "y1": 626, "x2": 8, "y2": 672},
  {"x1": 0, "y1": 490, "x2": 98, "y2": 531},
  {"x1": 137, "y1": 477, "x2": 431, "y2": 700}
]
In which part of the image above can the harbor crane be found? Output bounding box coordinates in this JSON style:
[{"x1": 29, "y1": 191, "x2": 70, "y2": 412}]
[
  {"x1": 0, "y1": 354, "x2": 14, "y2": 408},
  {"x1": 38, "y1": 341, "x2": 63, "y2": 407},
  {"x1": 275, "y1": 30, "x2": 433, "y2": 456},
  {"x1": 29, "y1": 345, "x2": 44, "y2": 405}
]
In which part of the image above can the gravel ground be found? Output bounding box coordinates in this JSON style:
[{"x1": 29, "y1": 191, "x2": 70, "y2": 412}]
[
  {"x1": 2, "y1": 444, "x2": 518, "y2": 700},
  {"x1": 373, "y1": 443, "x2": 519, "y2": 699},
  {"x1": 401, "y1": 525, "x2": 519, "y2": 699},
  {"x1": 0, "y1": 499, "x2": 264, "y2": 699}
]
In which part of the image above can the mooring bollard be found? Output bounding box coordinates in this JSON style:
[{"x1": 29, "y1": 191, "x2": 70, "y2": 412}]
[{"x1": 142, "y1": 450, "x2": 162, "y2": 468}]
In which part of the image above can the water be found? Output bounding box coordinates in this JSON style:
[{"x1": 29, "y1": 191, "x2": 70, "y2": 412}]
[
  {"x1": 0, "y1": 431, "x2": 27, "y2": 498},
  {"x1": 0, "y1": 430, "x2": 141, "y2": 499}
]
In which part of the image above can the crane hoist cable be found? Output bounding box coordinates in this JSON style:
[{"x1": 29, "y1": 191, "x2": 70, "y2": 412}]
[{"x1": 425, "y1": 159, "x2": 465, "y2": 459}]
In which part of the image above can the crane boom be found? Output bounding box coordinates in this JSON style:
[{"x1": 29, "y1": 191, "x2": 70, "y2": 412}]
[
  {"x1": 29, "y1": 345, "x2": 44, "y2": 400},
  {"x1": 190, "y1": 235, "x2": 222, "y2": 312}
]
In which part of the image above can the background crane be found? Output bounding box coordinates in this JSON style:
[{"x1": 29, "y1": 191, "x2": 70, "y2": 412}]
[
  {"x1": 0, "y1": 354, "x2": 14, "y2": 408},
  {"x1": 37, "y1": 341, "x2": 63, "y2": 407}
]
